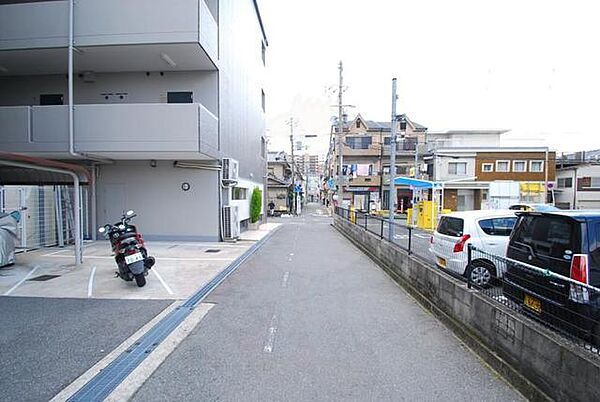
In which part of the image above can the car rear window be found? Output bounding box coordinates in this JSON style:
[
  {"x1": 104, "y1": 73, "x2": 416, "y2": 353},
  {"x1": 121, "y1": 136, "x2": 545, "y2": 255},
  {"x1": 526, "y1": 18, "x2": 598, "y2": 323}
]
[
  {"x1": 437, "y1": 216, "x2": 464, "y2": 237},
  {"x1": 512, "y1": 215, "x2": 580, "y2": 259},
  {"x1": 478, "y1": 217, "x2": 517, "y2": 236}
]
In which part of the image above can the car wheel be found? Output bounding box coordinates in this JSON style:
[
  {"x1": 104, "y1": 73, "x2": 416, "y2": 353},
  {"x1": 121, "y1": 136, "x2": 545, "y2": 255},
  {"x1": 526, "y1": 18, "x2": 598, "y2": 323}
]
[{"x1": 466, "y1": 261, "x2": 495, "y2": 288}]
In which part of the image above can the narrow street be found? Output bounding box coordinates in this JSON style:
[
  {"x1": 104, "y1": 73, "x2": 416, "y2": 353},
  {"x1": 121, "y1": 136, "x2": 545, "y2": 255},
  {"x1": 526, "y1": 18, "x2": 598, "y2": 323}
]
[{"x1": 131, "y1": 204, "x2": 523, "y2": 401}]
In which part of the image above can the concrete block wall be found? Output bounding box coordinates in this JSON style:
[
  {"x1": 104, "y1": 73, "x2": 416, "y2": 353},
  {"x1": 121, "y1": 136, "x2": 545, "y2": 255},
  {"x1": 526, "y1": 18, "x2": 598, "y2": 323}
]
[{"x1": 334, "y1": 216, "x2": 600, "y2": 402}]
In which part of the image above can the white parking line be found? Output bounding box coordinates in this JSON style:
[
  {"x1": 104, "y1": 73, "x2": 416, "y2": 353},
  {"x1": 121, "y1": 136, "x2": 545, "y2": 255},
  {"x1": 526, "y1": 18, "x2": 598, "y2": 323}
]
[
  {"x1": 152, "y1": 268, "x2": 174, "y2": 295},
  {"x1": 4, "y1": 265, "x2": 39, "y2": 296},
  {"x1": 263, "y1": 314, "x2": 278, "y2": 353},
  {"x1": 87, "y1": 266, "x2": 97, "y2": 298}
]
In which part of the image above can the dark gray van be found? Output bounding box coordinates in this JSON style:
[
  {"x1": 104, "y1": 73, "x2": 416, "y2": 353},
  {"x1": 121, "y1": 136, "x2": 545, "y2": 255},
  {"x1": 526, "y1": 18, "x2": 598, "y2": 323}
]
[{"x1": 503, "y1": 211, "x2": 600, "y2": 343}]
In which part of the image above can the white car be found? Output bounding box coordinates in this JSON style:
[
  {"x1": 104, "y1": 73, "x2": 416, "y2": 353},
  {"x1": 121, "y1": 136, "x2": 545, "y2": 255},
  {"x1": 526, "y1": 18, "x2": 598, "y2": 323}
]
[{"x1": 429, "y1": 210, "x2": 518, "y2": 287}]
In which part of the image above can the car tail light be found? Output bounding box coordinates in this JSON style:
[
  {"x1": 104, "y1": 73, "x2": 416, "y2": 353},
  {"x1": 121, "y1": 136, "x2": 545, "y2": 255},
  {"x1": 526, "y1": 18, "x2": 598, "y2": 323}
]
[
  {"x1": 569, "y1": 254, "x2": 589, "y2": 303},
  {"x1": 570, "y1": 254, "x2": 588, "y2": 284},
  {"x1": 453, "y1": 234, "x2": 471, "y2": 253}
]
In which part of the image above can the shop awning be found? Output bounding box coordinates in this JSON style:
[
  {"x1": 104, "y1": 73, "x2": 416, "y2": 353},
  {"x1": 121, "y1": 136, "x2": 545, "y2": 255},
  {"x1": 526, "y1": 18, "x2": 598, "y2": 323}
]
[{"x1": 394, "y1": 177, "x2": 442, "y2": 188}]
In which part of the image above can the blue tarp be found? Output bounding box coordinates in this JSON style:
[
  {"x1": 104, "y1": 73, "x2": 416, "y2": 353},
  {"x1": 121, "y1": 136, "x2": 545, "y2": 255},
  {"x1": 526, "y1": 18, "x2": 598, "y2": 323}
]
[{"x1": 394, "y1": 177, "x2": 442, "y2": 188}]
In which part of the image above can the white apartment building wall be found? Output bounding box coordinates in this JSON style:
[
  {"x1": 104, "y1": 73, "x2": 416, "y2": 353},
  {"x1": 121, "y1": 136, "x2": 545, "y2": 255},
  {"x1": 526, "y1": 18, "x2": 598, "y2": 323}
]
[{"x1": 0, "y1": 0, "x2": 267, "y2": 241}]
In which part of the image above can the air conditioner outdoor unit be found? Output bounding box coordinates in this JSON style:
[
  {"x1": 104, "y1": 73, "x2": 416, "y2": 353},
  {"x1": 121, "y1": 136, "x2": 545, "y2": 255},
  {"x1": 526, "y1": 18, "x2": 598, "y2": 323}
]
[
  {"x1": 221, "y1": 158, "x2": 239, "y2": 187},
  {"x1": 221, "y1": 205, "x2": 240, "y2": 241}
]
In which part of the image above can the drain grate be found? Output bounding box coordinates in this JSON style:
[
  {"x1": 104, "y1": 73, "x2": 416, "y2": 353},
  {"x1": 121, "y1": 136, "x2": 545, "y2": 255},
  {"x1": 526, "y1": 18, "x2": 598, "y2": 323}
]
[
  {"x1": 66, "y1": 227, "x2": 280, "y2": 402},
  {"x1": 28, "y1": 274, "x2": 61, "y2": 282},
  {"x1": 205, "y1": 249, "x2": 221, "y2": 253}
]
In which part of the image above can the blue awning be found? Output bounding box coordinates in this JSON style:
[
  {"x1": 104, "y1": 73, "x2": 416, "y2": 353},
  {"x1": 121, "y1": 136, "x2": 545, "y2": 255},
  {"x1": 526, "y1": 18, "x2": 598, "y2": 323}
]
[{"x1": 394, "y1": 177, "x2": 442, "y2": 188}]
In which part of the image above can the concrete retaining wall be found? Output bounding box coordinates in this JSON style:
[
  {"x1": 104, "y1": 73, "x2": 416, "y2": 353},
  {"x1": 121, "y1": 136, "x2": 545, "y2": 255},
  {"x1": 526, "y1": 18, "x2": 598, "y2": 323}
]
[{"x1": 334, "y1": 216, "x2": 600, "y2": 402}]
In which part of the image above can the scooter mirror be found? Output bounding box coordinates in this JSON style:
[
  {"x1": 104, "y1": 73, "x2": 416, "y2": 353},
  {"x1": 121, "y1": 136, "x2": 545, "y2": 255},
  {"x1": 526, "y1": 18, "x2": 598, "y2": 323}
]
[
  {"x1": 126, "y1": 210, "x2": 135, "y2": 216},
  {"x1": 98, "y1": 227, "x2": 106, "y2": 234}
]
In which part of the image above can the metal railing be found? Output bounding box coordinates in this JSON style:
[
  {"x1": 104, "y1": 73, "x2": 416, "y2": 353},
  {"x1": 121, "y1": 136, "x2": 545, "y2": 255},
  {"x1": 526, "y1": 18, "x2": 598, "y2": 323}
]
[
  {"x1": 334, "y1": 206, "x2": 600, "y2": 355},
  {"x1": 334, "y1": 206, "x2": 432, "y2": 262},
  {"x1": 467, "y1": 245, "x2": 600, "y2": 354}
]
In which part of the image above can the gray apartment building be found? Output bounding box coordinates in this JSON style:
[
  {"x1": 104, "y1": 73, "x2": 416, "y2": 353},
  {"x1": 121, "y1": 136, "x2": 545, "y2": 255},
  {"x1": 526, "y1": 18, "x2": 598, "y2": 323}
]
[{"x1": 0, "y1": 0, "x2": 268, "y2": 242}]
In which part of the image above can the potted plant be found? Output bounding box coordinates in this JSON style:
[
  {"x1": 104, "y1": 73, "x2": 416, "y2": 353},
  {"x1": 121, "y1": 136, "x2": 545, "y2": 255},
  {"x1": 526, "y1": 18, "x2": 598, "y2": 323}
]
[{"x1": 249, "y1": 187, "x2": 262, "y2": 230}]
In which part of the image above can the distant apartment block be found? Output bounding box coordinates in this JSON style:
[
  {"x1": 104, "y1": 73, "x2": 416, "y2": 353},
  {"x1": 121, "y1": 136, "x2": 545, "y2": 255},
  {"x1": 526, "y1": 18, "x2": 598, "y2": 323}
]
[{"x1": 0, "y1": 0, "x2": 268, "y2": 241}]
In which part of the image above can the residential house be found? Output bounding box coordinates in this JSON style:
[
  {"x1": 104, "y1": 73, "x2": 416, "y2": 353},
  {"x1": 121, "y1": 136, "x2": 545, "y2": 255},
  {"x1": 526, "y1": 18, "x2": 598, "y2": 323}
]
[
  {"x1": 325, "y1": 113, "x2": 427, "y2": 212},
  {"x1": 555, "y1": 151, "x2": 600, "y2": 209},
  {"x1": 0, "y1": 0, "x2": 268, "y2": 241},
  {"x1": 267, "y1": 150, "x2": 304, "y2": 213}
]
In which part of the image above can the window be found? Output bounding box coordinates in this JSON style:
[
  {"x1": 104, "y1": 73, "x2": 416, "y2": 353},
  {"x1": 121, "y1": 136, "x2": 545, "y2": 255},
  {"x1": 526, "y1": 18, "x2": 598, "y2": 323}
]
[
  {"x1": 530, "y1": 160, "x2": 544, "y2": 172},
  {"x1": 167, "y1": 91, "x2": 193, "y2": 103},
  {"x1": 591, "y1": 177, "x2": 600, "y2": 188},
  {"x1": 40, "y1": 94, "x2": 64, "y2": 105},
  {"x1": 448, "y1": 162, "x2": 467, "y2": 175},
  {"x1": 232, "y1": 187, "x2": 247, "y2": 200},
  {"x1": 261, "y1": 89, "x2": 266, "y2": 112},
  {"x1": 356, "y1": 120, "x2": 361, "y2": 128},
  {"x1": 437, "y1": 216, "x2": 464, "y2": 237},
  {"x1": 496, "y1": 160, "x2": 510, "y2": 172},
  {"x1": 481, "y1": 163, "x2": 494, "y2": 172},
  {"x1": 478, "y1": 217, "x2": 517, "y2": 236},
  {"x1": 513, "y1": 160, "x2": 527, "y2": 172},
  {"x1": 557, "y1": 177, "x2": 573, "y2": 188},
  {"x1": 512, "y1": 215, "x2": 579, "y2": 259},
  {"x1": 346, "y1": 136, "x2": 372, "y2": 149}
]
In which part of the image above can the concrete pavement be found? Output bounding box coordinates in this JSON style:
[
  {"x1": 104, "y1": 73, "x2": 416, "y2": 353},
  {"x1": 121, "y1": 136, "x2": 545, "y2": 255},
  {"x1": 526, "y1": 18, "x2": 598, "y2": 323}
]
[
  {"x1": 0, "y1": 297, "x2": 172, "y2": 402},
  {"x1": 132, "y1": 204, "x2": 523, "y2": 401}
]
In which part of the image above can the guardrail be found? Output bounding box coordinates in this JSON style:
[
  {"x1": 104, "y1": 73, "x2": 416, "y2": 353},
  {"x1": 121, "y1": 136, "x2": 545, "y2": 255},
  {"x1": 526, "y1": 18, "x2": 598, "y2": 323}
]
[
  {"x1": 334, "y1": 206, "x2": 431, "y2": 263},
  {"x1": 468, "y1": 245, "x2": 600, "y2": 355}
]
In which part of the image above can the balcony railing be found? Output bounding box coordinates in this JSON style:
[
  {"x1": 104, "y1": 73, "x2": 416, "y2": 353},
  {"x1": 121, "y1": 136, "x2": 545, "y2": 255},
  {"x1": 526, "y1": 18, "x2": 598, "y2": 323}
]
[
  {"x1": 0, "y1": 0, "x2": 218, "y2": 63},
  {"x1": 0, "y1": 103, "x2": 218, "y2": 158}
]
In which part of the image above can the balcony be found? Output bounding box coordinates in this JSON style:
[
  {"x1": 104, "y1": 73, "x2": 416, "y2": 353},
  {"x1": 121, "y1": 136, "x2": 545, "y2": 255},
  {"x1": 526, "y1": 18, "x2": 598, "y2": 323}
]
[
  {"x1": 0, "y1": 0, "x2": 218, "y2": 75},
  {"x1": 0, "y1": 103, "x2": 219, "y2": 159}
]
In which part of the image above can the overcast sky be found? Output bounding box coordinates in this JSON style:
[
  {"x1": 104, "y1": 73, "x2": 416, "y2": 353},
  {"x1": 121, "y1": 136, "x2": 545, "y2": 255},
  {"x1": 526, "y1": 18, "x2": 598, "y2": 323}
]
[{"x1": 260, "y1": 0, "x2": 600, "y2": 157}]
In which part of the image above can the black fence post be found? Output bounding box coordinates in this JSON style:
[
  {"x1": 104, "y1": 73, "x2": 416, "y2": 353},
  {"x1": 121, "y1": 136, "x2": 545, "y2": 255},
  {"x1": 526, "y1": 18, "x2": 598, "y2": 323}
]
[
  {"x1": 364, "y1": 213, "x2": 368, "y2": 230},
  {"x1": 380, "y1": 218, "x2": 384, "y2": 239},
  {"x1": 467, "y1": 244, "x2": 473, "y2": 289},
  {"x1": 407, "y1": 226, "x2": 412, "y2": 254}
]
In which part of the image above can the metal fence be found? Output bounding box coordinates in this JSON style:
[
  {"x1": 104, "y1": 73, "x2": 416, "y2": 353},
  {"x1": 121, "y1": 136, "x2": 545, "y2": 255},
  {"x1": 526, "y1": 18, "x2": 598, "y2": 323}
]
[
  {"x1": 334, "y1": 206, "x2": 600, "y2": 355},
  {"x1": 335, "y1": 207, "x2": 432, "y2": 262},
  {"x1": 467, "y1": 245, "x2": 600, "y2": 354},
  {"x1": 0, "y1": 185, "x2": 89, "y2": 252}
]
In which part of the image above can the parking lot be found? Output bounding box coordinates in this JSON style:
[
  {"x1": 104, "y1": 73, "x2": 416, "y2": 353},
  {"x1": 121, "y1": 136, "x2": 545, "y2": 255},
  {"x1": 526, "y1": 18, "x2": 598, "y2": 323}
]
[{"x1": 0, "y1": 223, "x2": 280, "y2": 300}]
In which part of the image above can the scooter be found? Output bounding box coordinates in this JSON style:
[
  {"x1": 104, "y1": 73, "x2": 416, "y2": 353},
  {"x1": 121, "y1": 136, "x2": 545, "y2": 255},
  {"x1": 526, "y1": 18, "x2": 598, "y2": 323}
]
[{"x1": 98, "y1": 210, "x2": 155, "y2": 287}]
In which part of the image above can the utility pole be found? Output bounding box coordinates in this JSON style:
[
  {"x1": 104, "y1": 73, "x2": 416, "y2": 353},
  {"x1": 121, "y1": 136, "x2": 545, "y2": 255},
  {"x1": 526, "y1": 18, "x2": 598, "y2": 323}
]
[
  {"x1": 287, "y1": 117, "x2": 298, "y2": 215},
  {"x1": 337, "y1": 61, "x2": 344, "y2": 204},
  {"x1": 388, "y1": 78, "x2": 398, "y2": 241}
]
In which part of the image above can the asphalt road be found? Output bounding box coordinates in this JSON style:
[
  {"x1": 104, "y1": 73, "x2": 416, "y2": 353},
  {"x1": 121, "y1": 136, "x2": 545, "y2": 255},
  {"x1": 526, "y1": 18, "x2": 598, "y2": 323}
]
[
  {"x1": 132, "y1": 204, "x2": 523, "y2": 401},
  {"x1": 0, "y1": 296, "x2": 171, "y2": 402}
]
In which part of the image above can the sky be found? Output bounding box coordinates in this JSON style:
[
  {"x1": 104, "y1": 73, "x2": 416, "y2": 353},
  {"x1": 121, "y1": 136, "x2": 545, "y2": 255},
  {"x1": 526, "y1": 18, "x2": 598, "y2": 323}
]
[{"x1": 259, "y1": 0, "x2": 600, "y2": 157}]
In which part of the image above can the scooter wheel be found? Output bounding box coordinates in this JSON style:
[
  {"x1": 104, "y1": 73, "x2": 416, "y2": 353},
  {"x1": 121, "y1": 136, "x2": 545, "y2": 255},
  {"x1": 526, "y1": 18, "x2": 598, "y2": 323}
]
[{"x1": 134, "y1": 274, "x2": 146, "y2": 287}]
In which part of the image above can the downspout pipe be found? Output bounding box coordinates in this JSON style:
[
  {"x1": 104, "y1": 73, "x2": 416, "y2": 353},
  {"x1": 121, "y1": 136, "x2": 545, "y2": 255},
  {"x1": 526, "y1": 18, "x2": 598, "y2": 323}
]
[
  {"x1": 0, "y1": 160, "x2": 83, "y2": 265},
  {"x1": 67, "y1": 0, "x2": 112, "y2": 165}
]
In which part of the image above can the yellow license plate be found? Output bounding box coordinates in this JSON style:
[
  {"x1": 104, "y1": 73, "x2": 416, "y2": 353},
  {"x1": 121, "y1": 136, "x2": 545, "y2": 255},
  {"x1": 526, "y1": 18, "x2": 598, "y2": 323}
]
[
  {"x1": 437, "y1": 257, "x2": 447, "y2": 268},
  {"x1": 524, "y1": 294, "x2": 541, "y2": 314}
]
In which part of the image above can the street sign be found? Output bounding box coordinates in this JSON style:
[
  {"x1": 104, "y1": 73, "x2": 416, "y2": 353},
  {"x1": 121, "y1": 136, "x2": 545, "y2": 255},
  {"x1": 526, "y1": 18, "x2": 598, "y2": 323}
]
[{"x1": 295, "y1": 185, "x2": 302, "y2": 193}]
